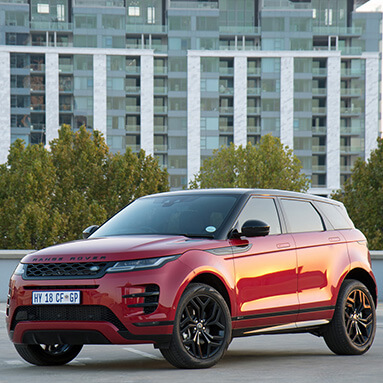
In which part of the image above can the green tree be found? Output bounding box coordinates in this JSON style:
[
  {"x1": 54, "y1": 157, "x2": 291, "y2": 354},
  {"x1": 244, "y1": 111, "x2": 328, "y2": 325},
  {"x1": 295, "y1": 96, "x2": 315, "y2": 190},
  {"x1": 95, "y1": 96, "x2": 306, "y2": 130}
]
[
  {"x1": 0, "y1": 125, "x2": 169, "y2": 249},
  {"x1": 0, "y1": 140, "x2": 64, "y2": 249},
  {"x1": 189, "y1": 134, "x2": 309, "y2": 192},
  {"x1": 332, "y1": 138, "x2": 383, "y2": 250}
]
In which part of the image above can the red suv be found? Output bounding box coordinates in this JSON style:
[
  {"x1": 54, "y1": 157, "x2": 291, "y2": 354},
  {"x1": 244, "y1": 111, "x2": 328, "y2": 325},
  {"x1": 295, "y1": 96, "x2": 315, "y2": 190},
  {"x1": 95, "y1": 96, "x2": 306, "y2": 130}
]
[{"x1": 6, "y1": 189, "x2": 377, "y2": 368}]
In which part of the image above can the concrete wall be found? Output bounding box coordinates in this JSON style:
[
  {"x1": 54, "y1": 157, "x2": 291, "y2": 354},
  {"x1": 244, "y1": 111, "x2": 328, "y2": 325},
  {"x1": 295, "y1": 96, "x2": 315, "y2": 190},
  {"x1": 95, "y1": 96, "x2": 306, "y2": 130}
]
[{"x1": 1, "y1": 250, "x2": 383, "y2": 303}]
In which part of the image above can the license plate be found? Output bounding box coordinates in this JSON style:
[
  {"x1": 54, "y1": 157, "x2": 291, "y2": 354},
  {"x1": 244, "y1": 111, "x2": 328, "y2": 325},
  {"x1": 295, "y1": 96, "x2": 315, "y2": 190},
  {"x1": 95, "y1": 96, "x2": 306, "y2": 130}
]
[{"x1": 32, "y1": 291, "x2": 81, "y2": 305}]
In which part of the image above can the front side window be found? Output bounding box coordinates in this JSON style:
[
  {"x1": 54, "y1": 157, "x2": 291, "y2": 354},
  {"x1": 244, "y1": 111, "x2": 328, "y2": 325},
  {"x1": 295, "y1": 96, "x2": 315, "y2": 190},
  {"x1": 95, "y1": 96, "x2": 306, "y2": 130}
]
[
  {"x1": 281, "y1": 199, "x2": 324, "y2": 233},
  {"x1": 235, "y1": 197, "x2": 281, "y2": 235}
]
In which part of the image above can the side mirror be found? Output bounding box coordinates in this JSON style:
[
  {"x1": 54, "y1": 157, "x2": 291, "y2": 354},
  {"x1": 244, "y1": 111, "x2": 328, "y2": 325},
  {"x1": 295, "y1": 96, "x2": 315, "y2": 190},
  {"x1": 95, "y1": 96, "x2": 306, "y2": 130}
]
[
  {"x1": 82, "y1": 225, "x2": 99, "y2": 239},
  {"x1": 241, "y1": 220, "x2": 270, "y2": 237}
]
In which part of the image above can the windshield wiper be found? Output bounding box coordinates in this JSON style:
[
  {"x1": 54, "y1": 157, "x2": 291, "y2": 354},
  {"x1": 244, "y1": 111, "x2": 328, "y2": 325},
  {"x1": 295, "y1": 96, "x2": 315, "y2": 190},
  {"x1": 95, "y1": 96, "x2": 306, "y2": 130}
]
[{"x1": 180, "y1": 233, "x2": 215, "y2": 239}]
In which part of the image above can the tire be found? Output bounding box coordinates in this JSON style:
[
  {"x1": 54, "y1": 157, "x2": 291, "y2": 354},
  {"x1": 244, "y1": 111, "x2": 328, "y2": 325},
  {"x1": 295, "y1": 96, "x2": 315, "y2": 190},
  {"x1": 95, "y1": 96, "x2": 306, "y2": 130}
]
[
  {"x1": 160, "y1": 283, "x2": 231, "y2": 369},
  {"x1": 323, "y1": 279, "x2": 376, "y2": 355},
  {"x1": 14, "y1": 344, "x2": 83, "y2": 366}
]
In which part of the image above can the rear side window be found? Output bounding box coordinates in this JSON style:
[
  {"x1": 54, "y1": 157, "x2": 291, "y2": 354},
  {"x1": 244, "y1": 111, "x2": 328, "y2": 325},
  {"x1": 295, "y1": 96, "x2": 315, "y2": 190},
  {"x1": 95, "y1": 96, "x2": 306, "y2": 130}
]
[
  {"x1": 281, "y1": 199, "x2": 324, "y2": 233},
  {"x1": 315, "y1": 201, "x2": 354, "y2": 230},
  {"x1": 236, "y1": 197, "x2": 281, "y2": 235}
]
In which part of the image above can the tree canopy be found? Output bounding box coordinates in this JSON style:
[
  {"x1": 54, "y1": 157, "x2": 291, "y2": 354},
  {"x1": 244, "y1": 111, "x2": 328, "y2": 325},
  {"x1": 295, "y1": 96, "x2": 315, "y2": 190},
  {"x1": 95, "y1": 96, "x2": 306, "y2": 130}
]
[
  {"x1": 0, "y1": 125, "x2": 169, "y2": 249},
  {"x1": 332, "y1": 138, "x2": 383, "y2": 250},
  {"x1": 189, "y1": 134, "x2": 309, "y2": 192}
]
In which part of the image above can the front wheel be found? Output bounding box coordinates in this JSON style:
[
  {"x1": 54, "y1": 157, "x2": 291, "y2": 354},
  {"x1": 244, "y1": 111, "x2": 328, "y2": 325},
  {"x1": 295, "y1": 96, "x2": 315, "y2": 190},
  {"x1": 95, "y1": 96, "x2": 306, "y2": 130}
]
[
  {"x1": 324, "y1": 279, "x2": 376, "y2": 355},
  {"x1": 160, "y1": 283, "x2": 231, "y2": 369},
  {"x1": 14, "y1": 344, "x2": 83, "y2": 366}
]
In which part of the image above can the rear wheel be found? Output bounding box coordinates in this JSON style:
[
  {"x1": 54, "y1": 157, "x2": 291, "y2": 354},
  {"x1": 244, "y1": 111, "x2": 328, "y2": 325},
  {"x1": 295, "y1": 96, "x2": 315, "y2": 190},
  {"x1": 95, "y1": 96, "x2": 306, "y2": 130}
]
[
  {"x1": 324, "y1": 279, "x2": 376, "y2": 355},
  {"x1": 160, "y1": 283, "x2": 231, "y2": 369},
  {"x1": 14, "y1": 344, "x2": 83, "y2": 366}
]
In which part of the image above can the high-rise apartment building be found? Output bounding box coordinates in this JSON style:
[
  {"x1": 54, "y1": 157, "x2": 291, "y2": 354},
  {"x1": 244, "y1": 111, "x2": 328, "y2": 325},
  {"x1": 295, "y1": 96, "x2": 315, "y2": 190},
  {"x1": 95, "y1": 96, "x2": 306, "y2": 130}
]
[{"x1": 0, "y1": 0, "x2": 381, "y2": 195}]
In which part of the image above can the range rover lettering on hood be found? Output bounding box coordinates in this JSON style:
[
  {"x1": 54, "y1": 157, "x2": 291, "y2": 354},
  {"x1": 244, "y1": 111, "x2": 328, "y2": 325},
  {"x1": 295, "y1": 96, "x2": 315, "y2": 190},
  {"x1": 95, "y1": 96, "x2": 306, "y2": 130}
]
[{"x1": 32, "y1": 256, "x2": 107, "y2": 262}]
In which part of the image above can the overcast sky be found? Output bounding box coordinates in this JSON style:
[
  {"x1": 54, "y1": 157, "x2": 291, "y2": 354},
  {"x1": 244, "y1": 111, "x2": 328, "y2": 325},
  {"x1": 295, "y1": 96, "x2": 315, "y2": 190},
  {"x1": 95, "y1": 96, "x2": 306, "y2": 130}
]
[{"x1": 356, "y1": 0, "x2": 383, "y2": 12}]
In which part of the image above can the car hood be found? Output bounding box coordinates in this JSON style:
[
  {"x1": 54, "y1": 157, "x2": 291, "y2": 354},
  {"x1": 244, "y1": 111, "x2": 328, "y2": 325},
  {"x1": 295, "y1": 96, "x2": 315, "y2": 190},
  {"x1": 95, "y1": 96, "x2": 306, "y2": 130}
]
[{"x1": 22, "y1": 235, "x2": 227, "y2": 263}]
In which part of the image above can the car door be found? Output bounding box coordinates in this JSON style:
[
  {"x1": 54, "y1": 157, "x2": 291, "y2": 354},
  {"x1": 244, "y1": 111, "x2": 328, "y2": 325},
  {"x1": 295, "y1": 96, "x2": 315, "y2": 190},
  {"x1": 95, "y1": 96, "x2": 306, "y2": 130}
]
[
  {"x1": 279, "y1": 198, "x2": 350, "y2": 324},
  {"x1": 231, "y1": 196, "x2": 299, "y2": 333}
]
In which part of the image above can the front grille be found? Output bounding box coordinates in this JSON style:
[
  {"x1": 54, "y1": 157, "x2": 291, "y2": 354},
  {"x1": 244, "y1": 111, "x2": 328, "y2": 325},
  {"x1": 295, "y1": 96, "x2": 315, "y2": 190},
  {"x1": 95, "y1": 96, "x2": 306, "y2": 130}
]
[
  {"x1": 11, "y1": 305, "x2": 126, "y2": 331},
  {"x1": 25, "y1": 262, "x2": 111, "y2": 280}
]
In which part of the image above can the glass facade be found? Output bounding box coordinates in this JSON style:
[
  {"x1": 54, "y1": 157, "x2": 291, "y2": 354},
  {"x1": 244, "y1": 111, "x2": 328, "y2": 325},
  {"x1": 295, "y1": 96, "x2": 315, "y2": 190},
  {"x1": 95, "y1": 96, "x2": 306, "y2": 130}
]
[{"x1": 0, "y1": 0, "x2": 381, "y2": 194}]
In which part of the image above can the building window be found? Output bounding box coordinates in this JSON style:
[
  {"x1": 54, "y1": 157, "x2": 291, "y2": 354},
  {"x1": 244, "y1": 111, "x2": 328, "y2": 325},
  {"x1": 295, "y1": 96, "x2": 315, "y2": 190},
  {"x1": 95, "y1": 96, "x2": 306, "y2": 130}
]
[
  {"x1": 37, "y1": 4, "x2": 50, "y2": 14},
  {"x1": 147, "y1": 7, "x2": 155, "y2": 24},
  {"x1": 128, "y1": 6, "x2": 140, "y2": 16},
  {"x1": 57, "y1": 4, "x2": 65, "y2": 22}
]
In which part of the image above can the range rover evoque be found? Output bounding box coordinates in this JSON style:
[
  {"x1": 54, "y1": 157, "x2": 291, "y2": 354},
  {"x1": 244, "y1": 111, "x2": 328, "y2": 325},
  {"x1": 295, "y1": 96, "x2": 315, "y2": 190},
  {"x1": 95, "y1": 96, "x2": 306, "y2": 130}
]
[{"x1": 6, "y1": 189, "x2": 377, "y2": 368}]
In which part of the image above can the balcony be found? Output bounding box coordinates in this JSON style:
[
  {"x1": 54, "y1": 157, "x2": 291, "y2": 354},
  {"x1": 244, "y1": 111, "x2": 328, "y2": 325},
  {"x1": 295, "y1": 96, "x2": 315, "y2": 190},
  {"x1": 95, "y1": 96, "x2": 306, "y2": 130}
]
[
  {"x1": 30, "y1": 105, "x2": 45, "y2": 111},
  {"x1": 340, "y1": 126, "x2": 363, "y2": 135},
  {"x1": 247, "y1": 87, "x2": 261, "y2": 96},
  {"x1": 126, "y1": 66, "x2": 140, "y2": 74},
  {"x1": 341, "y1": 68, "x2": 363, "y2": 77},
  {"x1": 125, "y1": 86, "x2": 140, "y2": 94},
  {"x1": 154, "y1": 105, "x2": 168, "y2": 114},
  {"x1": 340, "y1": 146, "x2": 364, "y2": 153},
  {"x1": 30, "y1": 64, "x2": 45, "y2": 72},
  {"x1": 312, "y1": 88, "x2": 327, "y2": 96},
  {"x1": 126, "y1": 105, "x2": 140, "y2": 113},
  {"x1": 312, "y1": 68, "x2": 327, "y2": 76},
  {"x1": 247, "y1": 106, "x2": 261, "y2": 114},
  {"x1": 220, "y1": 106, "x2": 234, "y2": 114},
  {"x1": 59, "y1": 64, "x2": 73, "y2": 73},
  {"x1": 313, "y1": 26, "x2": 362, "y2": 36},
  {"x1": 340, "y1": 107, "x2": 362, "y2": 115},
  {"x1": 341, "y1": 88, "x2": 362, "y2": 97},
  {"x1": 312, "y1": 165, "x2": 326, "y2": 172},
  {"x1": 247, "y1": 126, "x2": 261, "y2": 134},
  {"x1": 312, "y1": 145, "x2": 326, "y2": 153},
  {"x1": 262, "y1": 0, "x2": 312, "y2": 9},
  {"x1": 154, "y1": 86, "x2": 167, "y2": 94},
  {"x1": 126, "y1": 144, "x2": 140, "y2": 152},
  {"x1": 219, "y1": 26, "x2": 261, "y2": 35},
  {"x1": 340, "y1": 47, "x2": 363, "y2": 55},
  {"x1": 169, "y1": 1, "x2": 218, "y2": 10},
  {"x1": 340, "y1": 165, "x2": 353, "y2": 172},
  {"x1": 312, "y1": 107, "x2": 326, "y2": 114},
  {"x1": 59, "y1": 104, "x2": 73, "y2": 112},
  {"x1": 126, "y1": 24, "x2": 167, "y2": 34},
  {"x1": 125, "y1": 125, "x2": 140, "y2": 132},
  {"x1": 219, "y1": 67, "x2": 234, "y2": 76},
  {"x1": 219, "y1": 126, "x2": 234, "y2": 133},
  {"x1": 247, "y1": 67, "x2": 261, "y2": 76},
  {"x1": 219, "y1": 87, "x2": 234, "y2": 95},
  {"x1": 154, "y1": 144, "x2": 168, "y2": 152},
  {"x1": 154, "y1": 66, "x2": 167, "y2": 75},
  {"x1": 30, "y1": 21, "x2": 73, "y2": 31},
  {"x1": 75, "y1": 0, "x2": 124, "y2": 6},
  {"x1": 154, "y1": 125, "x2": 167, "y2": 133},
  {"x1": 312, "y1": 126, "x2": 327, "y2": 134},
  {"x1": 30, "y1": 84, "x2": 45, "y2": 92},
  {"x1": 31, "y1": 123, "x2": 46, "y2": 131}
]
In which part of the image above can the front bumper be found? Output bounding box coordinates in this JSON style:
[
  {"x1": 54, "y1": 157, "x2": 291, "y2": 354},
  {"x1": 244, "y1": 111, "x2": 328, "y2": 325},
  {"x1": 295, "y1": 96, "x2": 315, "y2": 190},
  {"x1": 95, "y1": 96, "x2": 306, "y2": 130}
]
[{"x1": 6, "y1": 259, "x2": 190, "y2": 346}]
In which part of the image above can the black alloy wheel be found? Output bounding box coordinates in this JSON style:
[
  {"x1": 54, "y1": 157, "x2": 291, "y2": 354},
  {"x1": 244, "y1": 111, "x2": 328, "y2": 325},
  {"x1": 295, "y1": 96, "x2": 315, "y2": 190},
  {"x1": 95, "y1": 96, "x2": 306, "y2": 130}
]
[
  {"x1": 160, "y1": 283, "x2": 231, "y2": 369},
  {"x1": 14, "y1": 343, "x2": 83, "y2": 366},
  {"x1": 324, "y1": 279, "x2": 376, "y2": 355}
]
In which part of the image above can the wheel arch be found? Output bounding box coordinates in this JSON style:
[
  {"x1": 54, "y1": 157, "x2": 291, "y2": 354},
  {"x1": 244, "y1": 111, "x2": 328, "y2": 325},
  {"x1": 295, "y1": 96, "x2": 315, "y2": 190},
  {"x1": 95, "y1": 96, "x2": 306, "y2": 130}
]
[
  {"x1": 189, "y1": 273, "x2": 233, "y2": 315},
  {"x1": 344, "y1": 268, "x2": 377, "y2": 306}
]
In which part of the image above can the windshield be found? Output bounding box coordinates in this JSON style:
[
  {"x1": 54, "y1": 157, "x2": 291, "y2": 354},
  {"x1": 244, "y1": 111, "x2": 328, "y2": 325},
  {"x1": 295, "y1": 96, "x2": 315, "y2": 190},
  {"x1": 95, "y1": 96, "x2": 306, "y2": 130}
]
[{"x1": 92, "y1": 194, "x2": 239, "y2": 238}]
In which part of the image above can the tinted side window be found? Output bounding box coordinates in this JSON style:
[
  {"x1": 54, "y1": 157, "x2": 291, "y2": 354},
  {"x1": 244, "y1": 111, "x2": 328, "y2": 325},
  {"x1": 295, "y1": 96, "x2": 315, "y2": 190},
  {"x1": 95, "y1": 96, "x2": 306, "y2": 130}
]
[
  {"x1": 281, "y1": 199, "x2": 324, "y2": 233},
  {"x1": 236, "y1": 197, "x2": 281, "y2": 235},
  {"x1": 315, "y1": 201, "x2": 354, "y2": 230}
]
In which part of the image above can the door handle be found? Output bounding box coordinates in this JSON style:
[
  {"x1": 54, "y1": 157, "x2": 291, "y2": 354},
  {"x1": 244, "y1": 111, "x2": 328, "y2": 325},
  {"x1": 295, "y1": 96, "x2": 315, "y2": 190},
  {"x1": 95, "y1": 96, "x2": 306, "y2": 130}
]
[
  {"x1": 329, "y1": 236, "x2": 341, "y2": 242},
  {"x1": 277, "y1": 242, "x2": 291, "y2": 249}
]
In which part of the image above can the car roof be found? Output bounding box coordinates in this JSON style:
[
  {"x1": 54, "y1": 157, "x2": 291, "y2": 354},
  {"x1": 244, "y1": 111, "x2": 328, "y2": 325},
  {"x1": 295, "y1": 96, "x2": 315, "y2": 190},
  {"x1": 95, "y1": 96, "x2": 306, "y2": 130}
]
[{"x1": 142, "y1": 189, "x2": 341, "y2": 206}]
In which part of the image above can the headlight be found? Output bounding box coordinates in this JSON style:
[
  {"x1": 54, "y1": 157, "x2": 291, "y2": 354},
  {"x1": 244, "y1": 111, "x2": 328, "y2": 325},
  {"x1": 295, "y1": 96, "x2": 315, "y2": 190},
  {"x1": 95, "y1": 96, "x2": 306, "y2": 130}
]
[
  {"x1": 13, "y1": 263, "x2": 26, "y2": 276},
  {"x1": 106, "y1": 255, "x2": 180, "y2": 273}
]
